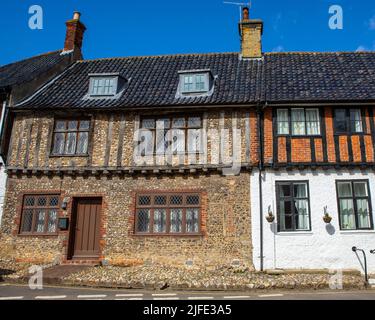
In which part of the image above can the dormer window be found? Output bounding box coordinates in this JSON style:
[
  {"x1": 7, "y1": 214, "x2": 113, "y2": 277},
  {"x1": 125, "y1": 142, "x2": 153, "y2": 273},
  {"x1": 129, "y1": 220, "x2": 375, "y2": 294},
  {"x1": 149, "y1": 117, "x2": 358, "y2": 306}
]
[
  {"x1": 88, "y1": 73, "x2": 126, "y2": 97},
  {"x1": 177, "y1": 70, "x2": 214, "y2": 97}
]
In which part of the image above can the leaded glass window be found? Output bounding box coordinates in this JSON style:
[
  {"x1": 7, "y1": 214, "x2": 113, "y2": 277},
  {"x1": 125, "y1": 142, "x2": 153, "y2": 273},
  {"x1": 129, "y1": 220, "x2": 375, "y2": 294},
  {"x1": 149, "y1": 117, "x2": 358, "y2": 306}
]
[
  {"x1": 135, "y1": 192, "x2": 202, "y2": 235},
  {"x1": 19, "y1": 195, "x2": 60, "y2": 235},
  {"x1": 52, "y1": 119, "x2": 90, "y2": 156}
]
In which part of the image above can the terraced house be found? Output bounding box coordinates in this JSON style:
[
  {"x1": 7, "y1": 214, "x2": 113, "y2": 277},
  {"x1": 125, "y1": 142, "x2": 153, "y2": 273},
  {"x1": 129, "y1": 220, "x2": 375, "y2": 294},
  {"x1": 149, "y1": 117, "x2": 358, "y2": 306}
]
[
  {"x1": 0, "y1": 12, "x2": 84, "y2": 226},
  {"x1": 0, "y1": 8, "x2": 374, "y2": 274}
]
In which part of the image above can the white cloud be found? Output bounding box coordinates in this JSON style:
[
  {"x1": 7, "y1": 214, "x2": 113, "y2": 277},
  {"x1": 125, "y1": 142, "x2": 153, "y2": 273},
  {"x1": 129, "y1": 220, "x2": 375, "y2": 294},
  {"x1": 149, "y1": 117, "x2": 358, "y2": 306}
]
[
  {"x1": 272, "y1": 45, "x2": 285, "y2": 52},
  {"x1": 356, "y1": 45, "x2": 368, "y2": 52},
  {"x1": 356, "y1": 42, "x2": 375, "y2": 52}
]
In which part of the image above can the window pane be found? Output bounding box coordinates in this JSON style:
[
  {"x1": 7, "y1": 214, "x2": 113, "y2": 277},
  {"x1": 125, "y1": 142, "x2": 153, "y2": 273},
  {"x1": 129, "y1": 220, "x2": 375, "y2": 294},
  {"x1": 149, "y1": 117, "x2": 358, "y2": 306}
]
[
  {"x1": 279, "y1": 184, "x2": 291, "y2": 197},
  {"x1": 335, "y1": 109, "x2": 347, "y2": 133},
  {"x1": 79, "y1": 120, "x2": 90, "y2": 130},
  {"x1": 68, "y1": 121, "x2": 78, "y2": 130},
  {"x1": 139, "y1": 129, "x2": 154, "y2": 156},
  {"x1": 339, "y1": 199, "x2": 356, "y2": 230},
  {"x1": 153, "y1": 209, "x2": 167, "y2": 233},
  {"x1": 21, "y1": 209, "x2": 33, "y2": 232},
  {"x1": 350, "y1": 109, "x2": 363, "y2": 133},
  {"x1": 186, "y1": 208, "x2": 199, "y2": 233},
  {"x1": 306, "y1": 109, "x2": 320, "y2": 135},
  {"x1": 24, "y1": 196, "x2": 35, "y2": 207},
  {"x1": 138, "y1": 196, "x2": 151, "y2": 206},
  {"x1": 55, "y1": 121, "x2": 66, "y2": 131},
  {"x1": 154, "y1": 195, "x2": 167, "y2": 206},
  {"x1": 294, "y1": 199, "x2": 309, "y2": 230},
  {"x1": 357, "y1": 199, "x2": 370, "y2": 229},
  {"x1": 49, "y1": 196, "x2": 59, "y2": 207},
  {"x1": 170, "y1": 195, "x2": 183, "y2": 205},
  {"x1": 53, "y1": 133, "x2": 65, "y2": 154},
  {"x1": 186, "y1": 195, "x2": 200, "y2": 205},
  {"x1": 277, "y1": 109, "x2": 289, "y2": 134},
  {"x1": 65, "y1": 132, "x2": 77, "y2": 155},
  {"x1": 76, "y1": 132, "x2": 89, "y2": 154},
  {"x1": 188, "y1": 129, "x2": 202, "y2": 153},
  {"x1": 195, "y1": 75, "x2": 206, "y2": 91},
  {"x1": 354, "y1": 182, "x2": 368, "y2": 197},
  {"x1": 172, "y1": 118, "x2": 185, "y2": 128},
  {"x1": 337, "y1": 182, "x2": 352, "y2": 197},
  {"x1": 294, "y1": 183, "x2": 307, "y2": 198},
  {"x1": 142, "y1": 119, "x2": 155, "y2": 129},
  {"x1": 170, "y1": 209, "x2": 183, "y2": 233},
  {"x1": 183, "y1": 76, "x2": 194, "y2": 92},
  {"x1": 37, "y1": 196, "x2": 47, "y2": 207},
  {"x1": 47, "y1": 210, "x2": 57, "y2": 233},
  {"x1": 156, "y1": 130, "x2": 169, "y2": 154},
  {"x1": 188, "y1": 117, "x2": 201, "y2": 128},
  {"x1": 34, "y1": 210, "x2": 46, "y2": 233},
  {"x1": 171, "y1": 129, "x2": 185, "y2": 154},
  {"x1": 291, "y1": 109, "x2": 306, "y2": 135},
  {"x1": 137, "y1": 209, "x2": 150, "y2": 232},
  {"x1": 279, "y1": 200, "x2": 293, "y2": 231}
]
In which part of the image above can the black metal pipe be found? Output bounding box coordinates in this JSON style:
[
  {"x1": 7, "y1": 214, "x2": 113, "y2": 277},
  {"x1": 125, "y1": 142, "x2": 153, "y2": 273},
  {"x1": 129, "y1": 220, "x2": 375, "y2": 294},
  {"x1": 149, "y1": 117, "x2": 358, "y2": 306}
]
[
  {"x1": 257, "y1": 106, "x2": 264, "y2": 271},
  {"x1": 352, "y1": 247, "x2": 368, "y2": 285}
]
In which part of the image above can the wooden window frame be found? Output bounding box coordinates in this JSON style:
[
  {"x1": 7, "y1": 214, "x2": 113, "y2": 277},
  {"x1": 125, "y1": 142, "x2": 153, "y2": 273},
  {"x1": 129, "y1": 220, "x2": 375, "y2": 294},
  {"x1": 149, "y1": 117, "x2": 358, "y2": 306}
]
[
  {"x1": 336, "y1": 180, "x2": 374, "y2": 231},
  {"x1": 50, "y1": 118, "x2": 91, "y2": 157},
  {"x1": 19, "y1": 194, "x2": 60, "y2": 236},
  {"x1": 134, "y1": 191, "x2": 202, "y2": 236},
  {"x1": 180, "y1": 73, "x2": 209, "y2": 94},
  {"x1": 89, "y1": 76, "x2": 118, "y2": 96},
  {"x1": 275, "y1": 181, "x2": 312, "y2": 232},
  {"x1": 333, "y1": 108, "x2": 364, "y2": 135},
  {"x1": 276, "y1": 108, "x2": 322, "y2": 137},
  {"x1": 139, "y1": 115, "x2": 203, "y2": 156}
]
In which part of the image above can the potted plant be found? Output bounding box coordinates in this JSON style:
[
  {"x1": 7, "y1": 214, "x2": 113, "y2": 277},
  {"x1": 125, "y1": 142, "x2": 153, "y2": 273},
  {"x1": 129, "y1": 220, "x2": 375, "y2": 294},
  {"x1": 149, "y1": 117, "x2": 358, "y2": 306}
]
[
  {"x1": 266, "y1": 206, "x2": 275, "y2": 223},
  {"x1": 323, "y1": 206, "x2": 332, "y2": 224}
]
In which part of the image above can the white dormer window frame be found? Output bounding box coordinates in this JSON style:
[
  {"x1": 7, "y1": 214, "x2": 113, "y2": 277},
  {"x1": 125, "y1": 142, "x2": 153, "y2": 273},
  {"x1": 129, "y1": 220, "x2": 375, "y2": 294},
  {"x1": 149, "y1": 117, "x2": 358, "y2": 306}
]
[
  {"x1": 178, "y1": 70, "x2": 212, "y2": 95},
  {"x1": 88, "y1": 73, "x2": 120, "y2": 97}
]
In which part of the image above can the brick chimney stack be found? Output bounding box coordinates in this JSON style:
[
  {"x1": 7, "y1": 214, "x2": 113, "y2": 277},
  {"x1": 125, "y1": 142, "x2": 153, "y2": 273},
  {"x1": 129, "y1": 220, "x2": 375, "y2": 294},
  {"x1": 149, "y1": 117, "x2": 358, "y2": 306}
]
[
  {"x1": 63, "y1": 11, "x2": 86, "y2": 59},
  {"x1": 239, "y1": 7, "x2": 263, "y2": 59}
]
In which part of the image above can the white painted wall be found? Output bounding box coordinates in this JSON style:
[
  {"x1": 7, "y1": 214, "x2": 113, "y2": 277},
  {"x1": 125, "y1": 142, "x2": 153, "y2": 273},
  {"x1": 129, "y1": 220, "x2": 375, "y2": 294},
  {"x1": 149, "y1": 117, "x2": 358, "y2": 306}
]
[
  {"x1": 251, "y1": 168, "x2": 375, "y2": 273},
  {"x1": 0, "y1": 160, "x2": 5, "y2": 225}
]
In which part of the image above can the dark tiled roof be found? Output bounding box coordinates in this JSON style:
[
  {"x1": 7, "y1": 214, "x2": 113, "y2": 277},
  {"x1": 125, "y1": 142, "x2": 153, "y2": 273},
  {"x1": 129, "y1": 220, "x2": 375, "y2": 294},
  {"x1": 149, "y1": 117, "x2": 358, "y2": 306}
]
[
  {"x1": 14, "y1": 51, "x2": 375, "y2": 109},
  {"x1": 16, "y1": 53, "x2": 263, "y2": 109},
  {"x1": 0, "y1": 50, "x2": 69, "y2": 89},
  {"x1": 265, "y1": 52, "x2": 375, "y2": 102}
]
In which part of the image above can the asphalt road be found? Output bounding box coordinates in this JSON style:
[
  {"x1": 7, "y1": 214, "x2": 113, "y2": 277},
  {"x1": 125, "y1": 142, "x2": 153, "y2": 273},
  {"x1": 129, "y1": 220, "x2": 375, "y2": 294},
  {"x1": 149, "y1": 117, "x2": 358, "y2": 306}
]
[{"x1": 0, "y1": 283, "x2": 375, "y2": 300}]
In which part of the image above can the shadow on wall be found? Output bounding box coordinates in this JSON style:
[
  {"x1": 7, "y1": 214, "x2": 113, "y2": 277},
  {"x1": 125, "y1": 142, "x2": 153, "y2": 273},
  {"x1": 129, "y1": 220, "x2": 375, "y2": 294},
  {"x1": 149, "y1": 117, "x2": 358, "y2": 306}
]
[{"x1": 325, "y1": 223, "x2": 336, "y2": 235}]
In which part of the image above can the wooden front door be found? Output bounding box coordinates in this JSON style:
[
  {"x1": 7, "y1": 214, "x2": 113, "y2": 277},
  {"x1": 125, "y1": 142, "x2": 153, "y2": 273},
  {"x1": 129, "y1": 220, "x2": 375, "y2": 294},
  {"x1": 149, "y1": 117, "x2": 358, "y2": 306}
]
[{"x1": 71, "y1": 198, "x2": 102, "y2": 259}]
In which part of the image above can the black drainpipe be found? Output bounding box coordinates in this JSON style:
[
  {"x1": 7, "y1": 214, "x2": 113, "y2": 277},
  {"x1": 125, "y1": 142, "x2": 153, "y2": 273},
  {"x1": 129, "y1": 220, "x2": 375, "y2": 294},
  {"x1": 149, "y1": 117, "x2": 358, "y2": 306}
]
[{"x1": 257, "y1": 103, "x2": 265, "y2": 271}]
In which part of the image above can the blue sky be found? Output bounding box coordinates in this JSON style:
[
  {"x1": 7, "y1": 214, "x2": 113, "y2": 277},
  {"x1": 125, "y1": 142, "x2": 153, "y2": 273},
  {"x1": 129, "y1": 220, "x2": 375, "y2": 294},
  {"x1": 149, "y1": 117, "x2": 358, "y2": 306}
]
[{"x1": 1, "y1": 0, "x2": 375, "y2": 66}]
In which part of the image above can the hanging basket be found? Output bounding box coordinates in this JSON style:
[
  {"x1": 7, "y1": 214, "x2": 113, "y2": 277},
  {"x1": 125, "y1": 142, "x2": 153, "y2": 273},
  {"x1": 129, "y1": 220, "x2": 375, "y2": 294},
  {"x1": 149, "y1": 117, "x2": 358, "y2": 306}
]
[
  {"x1": 266, "y1": 213, "x2": 275, "y2": 223},
  {"x1": 323, "y1": 214, "x2": 332, "y2": 224}
]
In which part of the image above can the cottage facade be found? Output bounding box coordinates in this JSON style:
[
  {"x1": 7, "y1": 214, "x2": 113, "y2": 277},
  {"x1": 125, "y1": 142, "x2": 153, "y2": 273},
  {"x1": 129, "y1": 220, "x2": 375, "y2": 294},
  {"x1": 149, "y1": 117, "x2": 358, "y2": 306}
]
[{"x1": 1, "y1": 8, "x2": 375, "y2": 273}]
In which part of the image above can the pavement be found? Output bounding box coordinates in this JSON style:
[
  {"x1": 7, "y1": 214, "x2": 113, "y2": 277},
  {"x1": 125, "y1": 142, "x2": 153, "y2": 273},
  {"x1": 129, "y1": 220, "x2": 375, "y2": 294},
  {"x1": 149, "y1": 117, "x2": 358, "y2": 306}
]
[{"x1": 0, "y1": 283, "x2": 375, "y2": 300}]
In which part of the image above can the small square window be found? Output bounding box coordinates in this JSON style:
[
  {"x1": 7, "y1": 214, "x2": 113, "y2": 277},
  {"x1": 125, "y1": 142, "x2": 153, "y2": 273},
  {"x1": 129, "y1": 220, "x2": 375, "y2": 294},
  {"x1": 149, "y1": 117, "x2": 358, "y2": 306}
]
[
  {"x1": 179, "y1": 73, "x2": 209, "y2": 94},
  {"x1": 89, "y1": 76, "x2": 118, "y2": 96}
]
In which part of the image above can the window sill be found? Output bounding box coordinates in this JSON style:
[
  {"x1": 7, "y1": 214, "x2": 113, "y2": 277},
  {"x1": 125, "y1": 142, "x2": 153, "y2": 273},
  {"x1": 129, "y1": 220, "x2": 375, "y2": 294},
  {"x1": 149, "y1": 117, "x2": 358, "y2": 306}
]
[
  {"x1": 276, "y1": 231, "x2": 313, "y2": 236},
  {"x1": 339, "y1": 230, "x2": 375, "y2": 235},
  {"x1": 132, "y1": 233, "x2": 204, "y2": 238},
  {"x1": 18, "y1": 233, "x2": 59, "y2": 238},
  {"x1": 276, "y1": 135, "x2": 322, "y2": 138},
  {"x1": 49, "y1": 154, "x2": 89, "y2": 158}
]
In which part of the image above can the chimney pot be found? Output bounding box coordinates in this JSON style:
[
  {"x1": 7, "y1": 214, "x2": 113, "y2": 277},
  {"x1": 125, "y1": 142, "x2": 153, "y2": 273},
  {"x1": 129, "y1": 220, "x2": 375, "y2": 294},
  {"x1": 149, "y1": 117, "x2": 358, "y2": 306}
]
[
  {"x1": 73, "y1": 12, "x2": 81, "y2": 20},
  {"x1": 242, "y1": 7, "x2": 249, "y2": 20}
]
